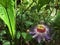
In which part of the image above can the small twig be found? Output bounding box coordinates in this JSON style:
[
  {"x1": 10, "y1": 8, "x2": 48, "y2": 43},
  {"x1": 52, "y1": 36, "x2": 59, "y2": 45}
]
[{"x1": 21, "y1": 36, "x2": 22, "y2": 45}]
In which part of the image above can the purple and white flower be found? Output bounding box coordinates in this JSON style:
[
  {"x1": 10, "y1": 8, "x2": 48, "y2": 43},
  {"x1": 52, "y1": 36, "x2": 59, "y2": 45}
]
[{"x1": 28, "y1": 24, "x2": 50, "y2": 43}]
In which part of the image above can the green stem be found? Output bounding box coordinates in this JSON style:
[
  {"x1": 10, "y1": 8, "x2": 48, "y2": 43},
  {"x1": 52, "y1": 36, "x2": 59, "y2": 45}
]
[{"x1": 10, "y1": 40, "x2": 13, "y2": 45}]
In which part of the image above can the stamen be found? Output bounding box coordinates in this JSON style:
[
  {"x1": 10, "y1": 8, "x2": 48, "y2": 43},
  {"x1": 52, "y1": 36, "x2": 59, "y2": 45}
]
[{"x1": 37, "y1": 24, "x2": 46, "y2": 33}]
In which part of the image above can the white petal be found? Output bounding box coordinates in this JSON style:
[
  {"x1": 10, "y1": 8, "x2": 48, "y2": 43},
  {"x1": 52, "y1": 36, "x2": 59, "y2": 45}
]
[
  {"x1": 43, "y1": 38, "x2": 45, "y2": 41},
  {"x1": 37, "y1": 37, "x2": 41, "y2": 43},
  {"x1": 32, "y1": 34, "x2": 38, "y2": 38}
]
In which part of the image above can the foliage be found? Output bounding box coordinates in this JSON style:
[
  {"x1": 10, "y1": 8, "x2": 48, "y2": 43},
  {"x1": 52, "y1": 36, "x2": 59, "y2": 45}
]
[
  {"x1": 0, "y1": 0, "x2": 15, "y2": 39},
  {"x1": 0, "y1": 0, "x2": 60, "y2": 45}
]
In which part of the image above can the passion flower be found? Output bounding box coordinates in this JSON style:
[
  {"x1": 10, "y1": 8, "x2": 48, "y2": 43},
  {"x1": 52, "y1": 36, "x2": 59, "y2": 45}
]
[{"x1": 28, "y1": 24, "x2": 50, "y2": 43}]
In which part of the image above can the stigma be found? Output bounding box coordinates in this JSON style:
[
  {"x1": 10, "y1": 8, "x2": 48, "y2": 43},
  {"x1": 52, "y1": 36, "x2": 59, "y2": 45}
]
[{"x1": 37, "y1": 24, "x2": 46, "y2": 33}]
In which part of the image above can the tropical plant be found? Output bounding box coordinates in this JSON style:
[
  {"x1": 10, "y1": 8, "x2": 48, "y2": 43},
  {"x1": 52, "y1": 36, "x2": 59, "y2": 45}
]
[{"x1": 0, "y1": 0, "x2": 16, "y2": 39}]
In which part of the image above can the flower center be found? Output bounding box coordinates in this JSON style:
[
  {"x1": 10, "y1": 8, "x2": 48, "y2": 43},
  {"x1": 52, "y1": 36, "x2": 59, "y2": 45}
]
[{"x1": 37, "y1": 24, "x2": 46, "y2": 33}]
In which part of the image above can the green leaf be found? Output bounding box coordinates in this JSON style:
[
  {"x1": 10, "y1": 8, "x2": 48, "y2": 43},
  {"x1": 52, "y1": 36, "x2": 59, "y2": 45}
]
[
  {"x1": 0, "y1": 0, "x2": 16, "y2": 39},
  {"x1": 0, "y1": 0, "x2": 7, "y2": 7},
  {"x1": 22, "y1": 32, "x2": 27, "y2": 39},
  {"x1": 51, "y1": 0, "x2": 54, "y2": 3},
  {"x1": 6, "y1": 0, "x2": 16, "y2": 38},
  {"x1": 26, "y1": 33, "x2": 32, "y2": 41},
  {"x1": 0, "y1": 4, "x2": 12, "y2": 37},
  {"x1": 54, "y1": 11, "x2": 60, "y2": 26},
  {"x1": 16, "y1": 31, "x2": 21, "y2": 39},
  {"x1": 25, "y1": 21, "x2": 33, "y2": 27},
  {"x1": 3, "y1": 40, "x2": 10, "y2": 45},
  {"x1": 37, "y1": 0, "x2": 50, "y2": 12},
  {"x1": 31, "y1": 5, "x2": 37, "y2": 12},
  {"x1": 22, "y1": 32, "x2": 32, "y2": 41}
]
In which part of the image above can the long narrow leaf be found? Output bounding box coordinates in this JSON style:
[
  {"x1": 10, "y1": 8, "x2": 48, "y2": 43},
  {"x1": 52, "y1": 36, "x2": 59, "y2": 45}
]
[
  {"x1": 0, "y1": 4, "x2": 12, "y2": 37},
  {"x1": 0, "y1": 0, "x2": 16, "y2": 39}
]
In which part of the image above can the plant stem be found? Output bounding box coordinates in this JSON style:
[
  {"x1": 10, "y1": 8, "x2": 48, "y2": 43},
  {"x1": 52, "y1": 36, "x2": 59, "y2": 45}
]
[
  {"x1": 26, "y1": 41, "x2": 30, "y2": 45},
  {"x1": 10, "y1": 40, "x2": 13, "y2": 45}
]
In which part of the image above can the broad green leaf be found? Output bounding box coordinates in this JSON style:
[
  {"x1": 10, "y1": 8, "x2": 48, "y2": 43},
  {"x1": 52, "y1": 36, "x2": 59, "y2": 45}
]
[
  {"x1": 0, "y1": 0, "x2": 7, "y2": 7},
  {"x1": 6, "y1": 0, "x2": 16, "y2": 38},
  {"x1": 0, "y1": 4, "x2": 12, "y2": 37},
  {"x1": 0, "y1": 0, "x2": 16, "y2": 39}
]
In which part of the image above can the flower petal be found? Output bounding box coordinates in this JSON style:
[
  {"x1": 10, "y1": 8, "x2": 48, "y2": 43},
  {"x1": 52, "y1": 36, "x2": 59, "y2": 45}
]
[
  {"x1": 32, "y1": 34, "x2": 38, "y2": 38},
  {"x1": 29, "y1": 32, "x2": 36, "y2": 35},
  {"x1": 29, "y1": 26, "x2": 36, "y2": 31},
  {"x1": 37, "y1": 36, "x2": 41, "y2": 43},
  {"x1": 45, "y1": 34, "x2": 50, "y2": 40}
]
